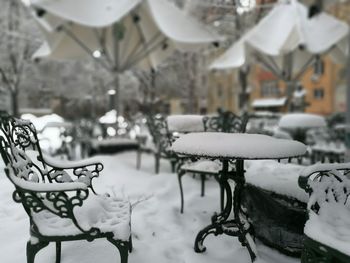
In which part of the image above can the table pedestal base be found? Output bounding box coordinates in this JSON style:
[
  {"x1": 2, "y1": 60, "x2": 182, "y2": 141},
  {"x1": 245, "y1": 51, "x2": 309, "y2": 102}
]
[{"x1": 193, "y1": 160, "x2": 257, "y2": 262}]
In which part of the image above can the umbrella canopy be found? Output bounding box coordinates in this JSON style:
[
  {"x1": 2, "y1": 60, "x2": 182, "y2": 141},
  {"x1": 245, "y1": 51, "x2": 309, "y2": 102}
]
[
  {"x1": 30, "y1": 0, "x2": 223, "y2": 71},
  {"x1": 210, "y1": 0, "x2": 348, "y2": 75}
]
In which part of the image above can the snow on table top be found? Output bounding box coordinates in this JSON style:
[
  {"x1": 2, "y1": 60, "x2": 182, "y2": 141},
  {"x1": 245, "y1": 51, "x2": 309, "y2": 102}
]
[
  {"x1": 278, "y1": 113, "x2": 327, "y2": 129},
  {"x1": 171, "y1": 132, "x2": 307, "y2": 159},
  {"x1": 167, "y1": 115, "x2": 204, "y2": 132},
  {"x1": 245, "y1": 160, "x2": 307, "y2": 202}
]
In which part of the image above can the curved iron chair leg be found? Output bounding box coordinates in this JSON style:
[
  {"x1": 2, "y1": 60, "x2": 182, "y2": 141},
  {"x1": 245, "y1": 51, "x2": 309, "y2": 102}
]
[
  {"x1": 55, "y1": 241, "x2": 61, "y2": 263},
  {"x1": 200, "y1": 174, "x2": 206, "y2": 197},
  {"x1": 178, "y1": 171, "x2": 185, "y2": 213},
  {"x1": 107, "y1": 238, "x2": 129, "y2": 263},
  {"x1": 26, "y1": 239, "x2": 49, "y2": 263}
]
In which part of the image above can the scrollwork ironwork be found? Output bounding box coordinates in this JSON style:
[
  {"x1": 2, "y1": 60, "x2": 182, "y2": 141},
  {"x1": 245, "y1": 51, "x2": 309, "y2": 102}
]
[
  {"x1": 203, "y1": 109, "x2": 248, "y2": 133},
  {"x1": 300, "y1": 167, "x2": 350, "y2": 263}
]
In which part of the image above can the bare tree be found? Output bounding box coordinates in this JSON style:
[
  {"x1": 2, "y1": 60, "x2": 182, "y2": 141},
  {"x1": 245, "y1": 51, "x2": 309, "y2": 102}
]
[{"x1": 0, "y1": 0, "x2": 31, "y2": 116}]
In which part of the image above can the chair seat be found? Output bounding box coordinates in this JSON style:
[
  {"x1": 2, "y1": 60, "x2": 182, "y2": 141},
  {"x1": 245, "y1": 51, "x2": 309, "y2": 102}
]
[
  {"x1": 180, "y1": 160, "x2": 222, "y2": 174},
  {"x1": 304, "y1": 202, "x2": 350, "y2": 256},
  {"x1": 33, "y1": 194, "x2": 131, "y2": 241}
]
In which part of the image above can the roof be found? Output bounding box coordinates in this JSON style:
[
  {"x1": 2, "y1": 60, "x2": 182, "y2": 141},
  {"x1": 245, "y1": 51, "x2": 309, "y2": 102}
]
[{"x1": 252, "y1": 97, "x2": 287, "y2": 108}]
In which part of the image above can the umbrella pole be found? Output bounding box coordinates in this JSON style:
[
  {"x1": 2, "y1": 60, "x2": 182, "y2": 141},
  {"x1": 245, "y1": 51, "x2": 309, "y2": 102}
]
[
  {"x1": 284, "y1": 53, "x2": 295, "y2": 112},
  {"x1": 346, "y1": 32, "x2": 350, "y2": 161}
]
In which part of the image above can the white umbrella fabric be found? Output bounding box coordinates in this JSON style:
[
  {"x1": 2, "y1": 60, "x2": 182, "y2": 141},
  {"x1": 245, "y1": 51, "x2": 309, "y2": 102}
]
[
  {"x1": 210, "y1": 0, "x2": 348, "y2": 75},
  {"x1": 30, "y1": 0, "x2": 222, "y2": 71},
  {"x1": 29, "y1": 0, "x2": 223, "y2": 114}
]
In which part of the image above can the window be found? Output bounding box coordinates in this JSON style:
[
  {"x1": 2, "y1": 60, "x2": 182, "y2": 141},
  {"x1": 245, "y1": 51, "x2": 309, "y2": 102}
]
[
  {"x1": 261, "y1": 80, "x2": 280, "y2": 97},
  {"x1": 314, "y1": 88, "x2": 324, "y2": 99}
]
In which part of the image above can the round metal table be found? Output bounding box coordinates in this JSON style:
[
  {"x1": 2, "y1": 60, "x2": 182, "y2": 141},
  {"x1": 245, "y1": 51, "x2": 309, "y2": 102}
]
[{"x1": 172, "y1": 132, "x2": 307, "y2": 262}]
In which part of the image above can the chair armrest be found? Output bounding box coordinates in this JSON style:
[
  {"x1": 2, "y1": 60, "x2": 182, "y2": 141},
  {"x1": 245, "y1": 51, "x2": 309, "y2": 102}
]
[
  {"x1": 42, "y1": 153, "x2": 103, "y2": 170},
  {"x1": 9, "y1": 172, "x2": 88, "y2": 192}
]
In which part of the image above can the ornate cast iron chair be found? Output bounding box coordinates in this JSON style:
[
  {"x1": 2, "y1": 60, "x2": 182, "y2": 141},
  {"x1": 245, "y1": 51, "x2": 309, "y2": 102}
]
[
  {"x1": 299, "y1": 163, "x2": 350, "y2": 263},
  {"x1": 144, "y1": 114, "x2": 178, "y2": 174},
  {"x1": 177, "y1": 109, "x2": 248, "y2": 213},
  {"x1": 0, "y1": 113, "x2": 132, "y2": 263}
]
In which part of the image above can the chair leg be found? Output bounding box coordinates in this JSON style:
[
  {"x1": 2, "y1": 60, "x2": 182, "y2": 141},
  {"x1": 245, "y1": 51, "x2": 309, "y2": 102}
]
[
  {"x1": 128, "y1": 235, "x2": 133, "y2": 253},
  {"x1": 26, "y1": 239, "x2": 49, "y2": 263},
  {"x1": 178, "y1": 171, "x2": 185, "y2": 213},
  {"x1": 136, "y1": 148, "x2": 141, "y2": 170},
  {"x1": 107, "y1": 238, "x2": 129, "y2": 263},
  {"x1": 56, "y1": 241, "x2": 61, "y2": 263},
  {"x1": 155, "y1": 154, "x2": 160, "y2": 174},
  {"x1": 200, "y1": 174, "x2": 205, "y2": 197},
  {"x1": 170, "y1": 160, "x2": 176, "y2": 173},
  {"x1": 220, "y1": 184, "x2": 224, "y2": 212}
]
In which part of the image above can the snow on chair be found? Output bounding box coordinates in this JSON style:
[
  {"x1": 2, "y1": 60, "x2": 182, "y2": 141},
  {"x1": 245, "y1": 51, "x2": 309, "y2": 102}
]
[
  {"x1": 298, "y1": 163, "x2": 350, "y2": 263},
  {"x1": 177, "y1": 109, "x2": 248, "y2": 213},
  {"x1": 0, "y1": 113, "x2": 132, "y2": 263}
]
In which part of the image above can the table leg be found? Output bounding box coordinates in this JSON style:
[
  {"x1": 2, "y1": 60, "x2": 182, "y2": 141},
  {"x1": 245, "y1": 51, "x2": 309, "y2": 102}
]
[{"x1": 194, "y1": 159, "x2": 257, "y2": 262}]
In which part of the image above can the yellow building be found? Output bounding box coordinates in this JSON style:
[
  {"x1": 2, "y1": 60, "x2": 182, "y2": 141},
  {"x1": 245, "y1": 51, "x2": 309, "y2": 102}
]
[
  {"x1": 207, "y1": 70, "x2": 239, "y2": 113},
  {"x1": 249, "y1": 55, "x2": 342, "y2": 116}
]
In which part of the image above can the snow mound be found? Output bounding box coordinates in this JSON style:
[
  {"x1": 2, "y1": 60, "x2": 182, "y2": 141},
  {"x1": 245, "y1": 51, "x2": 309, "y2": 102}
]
[
  {"x1": 245, "y1": 160, "x2": 307, "y2": 202},
  {"x1": 33, "y1": 194, "x2": 131, "y2": 241}
]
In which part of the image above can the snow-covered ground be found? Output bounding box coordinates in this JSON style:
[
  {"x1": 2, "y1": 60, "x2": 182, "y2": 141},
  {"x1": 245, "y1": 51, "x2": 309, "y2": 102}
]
[{"x1": 0, "y1": 151, "x2": 299, "y2": 263}]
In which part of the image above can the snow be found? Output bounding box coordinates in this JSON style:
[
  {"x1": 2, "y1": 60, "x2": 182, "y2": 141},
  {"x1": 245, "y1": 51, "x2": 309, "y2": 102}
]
[
  {"x1": 181, "y1": 160, "x2": 221, "y2": 174},
  {"x1": 311, "y1": 141, "x2": 346, "y2": 154},
  {"x1": 8, "y1": 170, "x2": 87, "y2": 192},
  {"x1": 305, "y1": 203, "x2": 350, "y2": 256},
  {"x1": 167, "y1": 115, "x2": 204, "y2": 133},
  {"x1": 99, "y1": 110, "x2": 117, "y2": 124},
  {"x1": 91, "y1": 138, "x2": 138, "y2": 147},
  {"x1": 300, "y1": 162, "x2": 350, "y2": 177},
  {"x1": 0, "y1": 152, "x2": 299, "y2": 263},
  {"x1": 293, "y1": 89, "x2": 306, "y2": 98},
  {"x1": 303, "y1": 169, "x2": 350, "y2": 255},
  {"x1": 245, "y1": 160, "x2": 308, "y2": 202},
  {"x1": 21, "y1": 113, "x2": 66, "y2": 153},
  {"x1": 278, "y1": 113, "x2": 327, "y2": 130},
  {"x1": 172, "y1": 133, "x2": 307, "y2": 160},
  {"x1": 21, "y1": 113, "x2": 64, "y2": 131},
  {"x1": 33, "y1": 195, "x2": 131, "y2": 241},
  {"x1": 41, "y1": 151, "x2": 103, "y2": 168},
  {"x1": 252, "y1": 98, "x2": 287, "y2": 108}
]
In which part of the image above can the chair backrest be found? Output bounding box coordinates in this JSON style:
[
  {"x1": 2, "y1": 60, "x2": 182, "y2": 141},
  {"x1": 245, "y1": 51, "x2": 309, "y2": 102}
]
[
  {"x1": 0, "y1": 112, "x2": 47, "y2": 173},
  {"x1": 299, "y1": 163, "x2": 350, "y2": 214},
  {"x1": 0, "y1": 114, "x2": 89, "y2": 232},
  {"x1": 0, "y1": 114, "x2": 52, "y2": 220},
  {"x1": 203, "y1": 109, "x2": 248, "y2": 133},
  {"x1": 146, "y1": 114, "x2": 173, "y2": 156}
]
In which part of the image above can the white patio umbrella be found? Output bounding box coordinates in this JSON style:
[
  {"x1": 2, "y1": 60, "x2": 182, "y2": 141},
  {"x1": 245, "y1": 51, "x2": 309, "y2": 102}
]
[
  {"x1": 211, "y1": 0, "x2": 348, "y2": 70},
  {"x1": 28, "y1": 0, "x2": 223, "y2": 113},
  {"x1": 210, "y1": 0, "x2": 348, "y2": 100}
]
